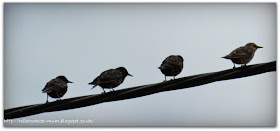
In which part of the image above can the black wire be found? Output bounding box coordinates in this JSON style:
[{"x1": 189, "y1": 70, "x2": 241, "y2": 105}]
[{"x1": 4, "y1": 61, "x2": 276, "y2": 119}]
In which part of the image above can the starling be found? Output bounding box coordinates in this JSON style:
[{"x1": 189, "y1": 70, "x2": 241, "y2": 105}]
[
  {"x1": 89, "y1": 67, "x2": 132, "y2": 93},
  {"x1": 158, "y1": 55, "x2": 184, "y2": 81},
  {"x1": 222, "y1": 43, "x2": 263, "y2": 68},
  {"x1": 42, "y1": 76, "x2": 73, "y2": 103}
]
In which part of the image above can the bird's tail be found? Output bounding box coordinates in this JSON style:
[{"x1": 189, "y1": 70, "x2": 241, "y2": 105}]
[
  {"x1": 42, "y1": 88, "x2": 51, "y2": 93},
  {"x1": 222, "y1": 56, "x2": 230, "y2": 59},
  {"x1": 42, "y1": 86, "x2": 50, "y2": 93},
  {"x1": 90, "y1": 85, "x2": 98, "y2": 90},
  {"x1": 89, "y1": 77, "x2": 99, "y2": 89}
]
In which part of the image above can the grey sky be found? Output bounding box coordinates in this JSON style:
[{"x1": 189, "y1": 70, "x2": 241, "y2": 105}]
[{"x1": 4, "y1": 3, "x2": 276, "y2": 126}]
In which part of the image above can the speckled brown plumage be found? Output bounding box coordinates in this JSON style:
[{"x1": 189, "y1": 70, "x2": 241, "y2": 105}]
[
  {"x1": 223, "y1": 43, "x2": 263, "y2": 68},
  {"x1": 89, "y1": 67, "x2": 132, "y2": 93},
  {"x1": 159, "y1": 55, "x2": 184, "y2": 81},
  {"x1": 42, "y1": 76, "x2": 73, "y2": 103}
]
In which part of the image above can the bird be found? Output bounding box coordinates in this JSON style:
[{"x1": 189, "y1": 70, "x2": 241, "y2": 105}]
[
  {"x1": 42, "y1": 75, "x2": 73, "y2": 103},
  {"x1": 222, "y1": 42, "x2": 263, "y2": 68},
  {"x1": 158, "y1": 55, "x2": 184, "y2": 81},
  {"x1": 89, "y1": 67, "x2": 132, "y2": 93}
]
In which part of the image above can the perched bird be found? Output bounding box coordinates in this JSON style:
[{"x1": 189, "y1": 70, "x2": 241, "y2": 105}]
[
  {"x1": 89, "y1": 67, "x2": 132, "y2": 93},
  {"x1": 222, "y1": 43, "x2": 263, "y2": 68},
  {"x1": 42, "y1": 76, "x2": 73, "y2": 103},
  {"x1": 158, "y1": 55, "x2": 184, "y2": 81}
]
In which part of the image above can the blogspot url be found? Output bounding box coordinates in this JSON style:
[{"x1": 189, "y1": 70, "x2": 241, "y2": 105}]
[{"x1": 4, "y1": 119, "x2": 95, "y2": 124}]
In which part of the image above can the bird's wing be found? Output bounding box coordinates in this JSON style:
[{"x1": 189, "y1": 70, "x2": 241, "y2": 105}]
[
  {"x1": 42, "y1": 79, "x2": 65, "y2": 93},
  {"x1": 161, "y1": 57, "x2": 183, "y2": 69},
  {"x1": 226, "y1": 46, "x2": 249, "y2": 59},
  {"x1": 97, "y1": 69, "x2": 123, "y2": 84}
]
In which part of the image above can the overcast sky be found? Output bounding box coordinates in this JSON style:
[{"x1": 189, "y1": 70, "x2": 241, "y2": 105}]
[{"x1": 4, "y1": 3, "x2": 276, "y2": 127}]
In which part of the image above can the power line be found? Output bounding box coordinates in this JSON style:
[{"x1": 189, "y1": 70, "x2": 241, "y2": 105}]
[{"x1": 4, "y1": 61, "x2": 276, "y2": 119}]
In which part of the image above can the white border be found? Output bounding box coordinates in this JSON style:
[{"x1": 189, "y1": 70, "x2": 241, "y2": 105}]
[{"x1": 1, "y1": 0, "x2": 278, "y2": 131}]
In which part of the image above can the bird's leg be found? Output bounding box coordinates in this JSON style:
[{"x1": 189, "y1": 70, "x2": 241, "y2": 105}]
[
  {"x1": 108, "y1": 86, "x2": 115, "y2": 92},
  {"x1": 241, "y1": 64, "x2": 247, "y2": 68},
  {"x1": 232, "y1": 63, "x2": 236, "y2": 69},
  {"x1": 45, "y1": 94, "x2": 49, "y2": 104},
  {"x1": 164, "y1": 76, "x2": 167, "y2": 82},
  {"x1": 172, "y1": 70, "x2": 175, "y2": 80},
  {"x1": 102, "y1": 88, "x2": 106, "y2": 93}
]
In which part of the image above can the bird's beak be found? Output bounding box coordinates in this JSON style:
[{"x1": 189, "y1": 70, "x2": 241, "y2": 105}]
[
  {"x1": 68, "y1": 81, "x2": 73, "y2": 83},
  {"x1": 128, "y1": 73, "x2": 133, "y2": 77},
  {"x1": 257, "y1": 46, "x2": 263, "y2": 48}
]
